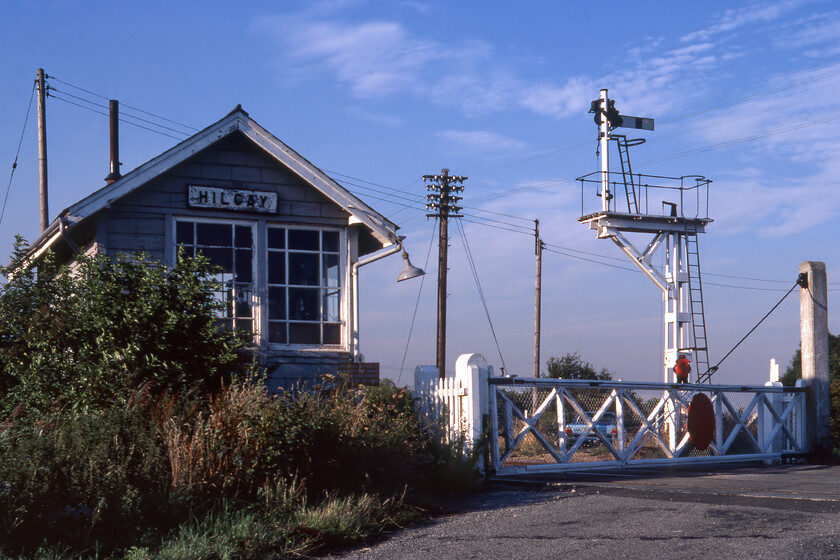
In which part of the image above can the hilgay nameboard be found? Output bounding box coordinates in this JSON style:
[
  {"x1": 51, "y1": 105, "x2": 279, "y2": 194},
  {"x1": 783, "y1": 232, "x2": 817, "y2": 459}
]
[{"x1": 187, "y1": 185, "x2": 278, "y2": 214}]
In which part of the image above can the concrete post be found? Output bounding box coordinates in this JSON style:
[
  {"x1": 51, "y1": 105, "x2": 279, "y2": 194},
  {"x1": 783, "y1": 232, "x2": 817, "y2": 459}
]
[
  {"x1": 799, "y1": 261, "x2": 830, "y2": 458},
  {"x1": 455, "y1": 353, "x2": 492, "y2": 448},
  {"x1": 455, "y1": 353, "x2": 494, "y2": 474}
]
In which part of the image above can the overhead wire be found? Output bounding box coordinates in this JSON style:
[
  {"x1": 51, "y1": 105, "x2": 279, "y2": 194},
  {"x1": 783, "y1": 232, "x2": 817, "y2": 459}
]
[
  {"x1": 460, "y1": 217, "x2": 534, "y2": 237},
  {"x1": 46, "y1": 75, "x2": 194, "y2": 141},
  {"x1": 49, "y1": 92, "x2": 187, "y2": 141},
  {"x1": 640, "y1": 108, "x2": 840, "y2": 166},
  {"x1": 454, "y1": 218, "x2": 508, "y2": 373},
  {"x1": 459, "y1": 212, "x2": 534, "y2": 234},
  {"x1": 703, "y1": 279, "x2": 802, "y2": 379},
  {"x1": 39, "y1": 75, "x2": 837, "y2": 296},
  {"x1": 541, "y1": 245, "x2": 807, "y2": 291},
  {"x1": 48, "y1": 75, "x2": 197, "y2": 132},
  {"x1": 397, "y1": 220, "x2": 438, "y2": 385},
  {"x1": 50, "y1": 86, "x2": 194, "y2": 137},
  {"x1": 342, "y1": 173, "x2": 833, "y2": 292},
  {"x1": 670, "y1": 65, "x2": 840, "y2": 124},
  {"x1": 460, "y1": 204, "x2": 536, "y2": 223},
  {"x1": 2, "y1": 81, "x2": 37, "y2": 227}
]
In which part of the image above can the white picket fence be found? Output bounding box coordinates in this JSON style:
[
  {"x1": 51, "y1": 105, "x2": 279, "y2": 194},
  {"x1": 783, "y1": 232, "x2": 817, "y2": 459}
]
[
  {"x1": 414, "y1": 375, "x2": 468, "y2": 444},
  {"x1": 413, "y1": 354, "x2": 493, "y2": 451}
]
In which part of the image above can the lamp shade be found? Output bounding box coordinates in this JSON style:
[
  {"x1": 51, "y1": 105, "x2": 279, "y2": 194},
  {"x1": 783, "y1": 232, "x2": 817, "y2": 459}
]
[{"x1": 397, "y1": 250, "x2": 425, "y2": 282}]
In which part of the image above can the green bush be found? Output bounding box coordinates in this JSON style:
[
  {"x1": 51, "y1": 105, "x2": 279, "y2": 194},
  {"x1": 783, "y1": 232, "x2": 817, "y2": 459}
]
[
  {"x1": 0, "y1": 242, "x2": 246, "y2": 415},
  {"x1": 0, "y1": 402, "x2": 173, "y2": 555}
]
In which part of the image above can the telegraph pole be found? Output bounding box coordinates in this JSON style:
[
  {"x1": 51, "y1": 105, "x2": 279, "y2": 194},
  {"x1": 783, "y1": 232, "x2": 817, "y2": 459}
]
[
  {"x1": 36, "y1": 68, "x2": 49, "y2": 232},
  {"x1": 424, "y1": 168, "x2": 466, "y2": 379},
  {"x1": 533, "y1": 219, "x2": 543, "y2": 378}
]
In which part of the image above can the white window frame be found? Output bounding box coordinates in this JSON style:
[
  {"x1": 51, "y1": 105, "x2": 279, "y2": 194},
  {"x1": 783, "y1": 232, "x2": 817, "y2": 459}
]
[
  {"x1": 173, "y1": 217, "x2": 258, "y2": 337},
  {"x1": 171, "y1": 216, "x2": 347, "y2": 351},
  {"x1": 264, "y1": 224, "x2": 346, "y2": 350}
]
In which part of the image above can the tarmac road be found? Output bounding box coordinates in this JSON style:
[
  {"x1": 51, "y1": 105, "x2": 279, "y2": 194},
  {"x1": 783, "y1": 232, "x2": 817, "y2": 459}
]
[{"x1": 326, "y1": 464, "x2": 840, "y2": 560}]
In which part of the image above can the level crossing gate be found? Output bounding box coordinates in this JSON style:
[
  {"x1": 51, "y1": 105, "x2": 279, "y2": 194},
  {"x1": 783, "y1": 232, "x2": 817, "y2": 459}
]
[
  {"x1": 415, "y1": 354, "x2": 808, "y2": 476},
  {"x1": 488, "y1": 376, "x2": 806, "y2": 475}
]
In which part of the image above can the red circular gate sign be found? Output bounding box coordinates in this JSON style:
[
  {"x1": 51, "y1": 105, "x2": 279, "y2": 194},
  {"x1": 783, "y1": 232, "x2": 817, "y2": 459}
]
[{"x1": 687, "y1": 393, "x2": 715, "y2": 451}]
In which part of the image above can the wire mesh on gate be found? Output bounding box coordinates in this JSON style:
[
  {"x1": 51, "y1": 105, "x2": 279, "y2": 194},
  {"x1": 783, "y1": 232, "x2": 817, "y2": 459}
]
[{"x1": 488, "y1": 378, "x2": 806, "y2": 473}]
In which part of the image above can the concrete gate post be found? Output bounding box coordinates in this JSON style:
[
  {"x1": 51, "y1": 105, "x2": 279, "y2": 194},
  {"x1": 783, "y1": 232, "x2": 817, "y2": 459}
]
[
  {"x1": 454, "y1": 353, "x2": 493, "y2": 447},
  {"x1": 799, "y1": 261, "x2": 830, "y2": 458},
  {"x1": 455, "y1": 354, "x2": 494, "y2": 474}
]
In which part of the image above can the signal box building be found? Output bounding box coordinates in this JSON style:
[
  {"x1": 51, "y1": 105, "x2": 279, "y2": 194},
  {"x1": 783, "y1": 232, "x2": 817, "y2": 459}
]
[{"x1": 19, "y1": 106, "x2": 405, "y2": 389}]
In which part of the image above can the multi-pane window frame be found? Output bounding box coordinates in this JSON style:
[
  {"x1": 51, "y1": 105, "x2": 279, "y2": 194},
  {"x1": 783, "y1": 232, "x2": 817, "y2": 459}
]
[
  {"x1": 174, "y1": 217, "x2": 257, "y2": 338},
  {"x1": 266, "y1": 224, "x2": 345, "y2": 349},
  {"x1": 171, "y1": 216, "x2": 347, "y2": 351}
]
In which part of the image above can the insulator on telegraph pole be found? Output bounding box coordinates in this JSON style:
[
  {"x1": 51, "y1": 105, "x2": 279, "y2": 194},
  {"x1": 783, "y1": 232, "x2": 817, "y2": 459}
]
[{"x1": 423, "y1": 168, "x2": 467, "y2": 379}]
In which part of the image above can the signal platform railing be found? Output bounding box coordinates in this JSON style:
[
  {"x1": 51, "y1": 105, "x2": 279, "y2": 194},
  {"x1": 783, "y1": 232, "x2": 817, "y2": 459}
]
[
  {"x1": 488, "y1": 377, "x2": 806, "y2": 475},
  {"x1": 576, "y1": 171, "x2": 711, "y2": 219}
]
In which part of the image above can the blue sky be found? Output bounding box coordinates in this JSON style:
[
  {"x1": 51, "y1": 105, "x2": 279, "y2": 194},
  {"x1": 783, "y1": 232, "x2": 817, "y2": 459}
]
[{"x1": 1, "y1": 0, "x2": 838, "y2": 385}]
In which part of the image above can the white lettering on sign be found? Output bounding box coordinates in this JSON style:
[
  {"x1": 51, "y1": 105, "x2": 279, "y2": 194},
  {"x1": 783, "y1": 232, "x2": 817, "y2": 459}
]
[{"x1": 188, "y1": 185, "x2": 278, "y2": 214}]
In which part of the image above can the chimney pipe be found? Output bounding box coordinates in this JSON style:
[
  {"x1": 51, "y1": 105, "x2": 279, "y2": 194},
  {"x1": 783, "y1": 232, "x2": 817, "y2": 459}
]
[{"x1": 105, "y1": 99, "x2": 121, "y2": 184}]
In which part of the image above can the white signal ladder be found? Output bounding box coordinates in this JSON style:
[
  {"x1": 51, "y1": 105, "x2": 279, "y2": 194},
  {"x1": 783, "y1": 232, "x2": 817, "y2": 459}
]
[{"x1": 684, "y1": 224, "x2": 711, "y2": 382}]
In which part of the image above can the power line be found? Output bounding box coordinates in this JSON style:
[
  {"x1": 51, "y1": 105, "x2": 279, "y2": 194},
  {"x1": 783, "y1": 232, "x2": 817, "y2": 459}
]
[
  {"x1": 2, "y1": 82, "x2": 37, "y2": 227},
  {"x1": 358, "y1": 181, "x2": 829, "y2": 291},
  {"x1": 49, "y1": 86, "x2": 194, "y2": 138},
  {"x1": 543, "y1": 246, "x2": 640, "y2": 273},
  {"x1": 48, "y1": 75, "x2": 198, "y2": 132},
  {"x1": 541, "y1": 246, "x2": 802, "y2": 291},
  {"x1": 460, "y1": 211, "x2": 534, "y2": 233},
  {"x1": 460, "y1": 204, "x2": 536, "y2": 223},
  {"x1": 640, "y1": 109, "x2": 840, "y2": 166},
  {"x1": 397, "y1": 221, "x2": 437, "y2": 385},
  {"x1": 45, "y1": 73, "x2": 826, "y2": 294},
  {"x1": 455, "y1": 219, "x2": 507, "y2": 373},
  {"x1": 54, "y1": 86, "x2": 196, "y2": 138},
  {"x1": 702, "y1": 279, "x2": 802, "y2": 380},
  {"x1": 331, "y1": 171, "x2": 542, "y2": 233},
  {"x1": 49, "y1": 93, "x2": 187, "y2": 141},
  {"x1": 673, "y1": 66, "x2": 840, "y2": 124},
  {"x1": 332, "y1": 171, "x2": 831, "y2": 291},
  {"x1": 542, "y1": 241, "x2": 628, "y2": 263},
  {"x1": 460, "y1": 217, "x2": 534, "y2": 237},
  {"x1": 323, "y1": 168, "x2": 423, "y2": 196}
]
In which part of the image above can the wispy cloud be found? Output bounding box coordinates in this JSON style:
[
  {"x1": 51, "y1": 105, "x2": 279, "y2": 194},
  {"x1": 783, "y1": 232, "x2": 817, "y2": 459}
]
[
  {"x1": 255, "y1": 12, "x2": 506, "y2": 112},
  {"x1": 518, "y1": 76, "x2": 595, "y2": 118},
  {"x1": 437, "y1": 130, "x2": 526, "y2": 154},
  {"x1": 347, "y1": 106, "x2": 404, "y2": 126},
  {"x1": 679, "y1": 0, "x2": 805, "y2": 43},
  {"x1": 257, "y1": 0, "x2": 827, "y2": 123},
  {"x1": 688, "y1": 62, "x2": 840, "y2": 159},
  {"x1": 254, "y1": 0, "x2": 840, "y2": 239},
  {"x1": 260, "y1": 18, "x2": 439, "y2": 97}
]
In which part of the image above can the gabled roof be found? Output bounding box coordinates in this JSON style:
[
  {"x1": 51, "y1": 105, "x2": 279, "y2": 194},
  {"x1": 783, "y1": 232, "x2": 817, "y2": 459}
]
[{"x1": 23, "y1": 107, "x2": 398, "y2": 264}]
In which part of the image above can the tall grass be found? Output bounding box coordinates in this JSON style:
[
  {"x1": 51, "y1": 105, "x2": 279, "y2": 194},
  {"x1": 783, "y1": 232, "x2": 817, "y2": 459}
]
[{"x1": 0, "y1": 378, "x2": 478, "y2": 558}]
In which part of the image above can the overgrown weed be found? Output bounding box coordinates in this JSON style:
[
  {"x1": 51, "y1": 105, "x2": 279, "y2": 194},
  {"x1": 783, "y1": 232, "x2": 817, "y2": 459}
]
[{"x1": 0, "y1": 378, "x2": 478, "y2": 558}]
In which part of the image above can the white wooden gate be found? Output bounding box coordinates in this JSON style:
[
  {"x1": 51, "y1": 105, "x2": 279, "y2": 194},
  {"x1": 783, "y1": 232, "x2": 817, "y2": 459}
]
[
  {"x1": 488, "y1": 377, "x2": 807, "y2": 475},
  {"x1": 414, "y1": 354, "x2": 809, "y2": 477}
]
